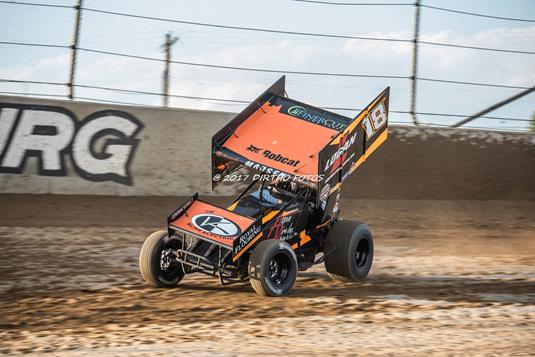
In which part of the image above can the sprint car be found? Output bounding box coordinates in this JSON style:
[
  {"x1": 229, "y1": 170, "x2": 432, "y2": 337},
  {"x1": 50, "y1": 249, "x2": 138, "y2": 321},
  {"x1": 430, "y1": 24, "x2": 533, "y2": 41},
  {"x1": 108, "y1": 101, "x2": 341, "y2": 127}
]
[{"x1": 139, "y1": 76, "x2": 390, "y2": 296}]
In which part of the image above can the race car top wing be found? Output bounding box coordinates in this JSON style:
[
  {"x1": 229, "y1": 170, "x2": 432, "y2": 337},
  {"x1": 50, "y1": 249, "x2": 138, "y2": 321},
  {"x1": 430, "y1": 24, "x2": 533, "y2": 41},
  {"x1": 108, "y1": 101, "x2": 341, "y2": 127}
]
[
  {"x1": 212, "y1": 76, "x2": 286, "y2": 189},
  {"x1": 317, "y1": 87, "x2": 390, "y2": 204},
  {"x1": 211, "y1": 76, "x2": 352, "y2": 188}
]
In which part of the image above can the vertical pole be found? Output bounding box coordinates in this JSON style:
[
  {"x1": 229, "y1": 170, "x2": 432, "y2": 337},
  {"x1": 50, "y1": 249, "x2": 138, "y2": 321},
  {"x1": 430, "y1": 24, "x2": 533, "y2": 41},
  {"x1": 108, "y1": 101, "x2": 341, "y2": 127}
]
[
  {"x1": 161, "y1": 32, "x2": 178, "y2": 107},
  {"x1": 409, "y1": 0, "x2": 421, "y2": 126},
  {"x1": 68, "y1": 0, "x2": 83, "y2": 100}
]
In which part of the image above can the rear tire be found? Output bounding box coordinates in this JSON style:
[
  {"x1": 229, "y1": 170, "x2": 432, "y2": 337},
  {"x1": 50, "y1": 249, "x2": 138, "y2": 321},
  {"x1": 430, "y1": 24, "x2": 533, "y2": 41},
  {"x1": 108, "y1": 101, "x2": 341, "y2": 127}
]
[
  {"x1": 248, "y1": 240, "x2": 298, "y2": 296},
  {"x1": 324, "y1": 220, "x2": 374, "y2": 282},
  {"x1": 139, "y1": 230, "x2": 185, "y2": 288}
]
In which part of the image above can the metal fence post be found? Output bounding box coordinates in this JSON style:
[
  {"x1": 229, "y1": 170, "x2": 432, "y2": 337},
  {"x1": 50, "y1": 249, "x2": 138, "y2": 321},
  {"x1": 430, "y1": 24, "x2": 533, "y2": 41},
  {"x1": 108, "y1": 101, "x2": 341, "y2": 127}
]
[
  {"x1": 409, "y1": 0, "x2": 421, "y2": 126},
  {"x1": 68, "y1": 0, "x2": 83, "y2": 100}
]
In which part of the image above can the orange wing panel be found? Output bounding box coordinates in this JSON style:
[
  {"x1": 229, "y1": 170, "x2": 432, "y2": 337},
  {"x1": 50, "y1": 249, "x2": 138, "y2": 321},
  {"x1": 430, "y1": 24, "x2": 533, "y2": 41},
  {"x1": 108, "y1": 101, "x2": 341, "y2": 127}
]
[
  {"x1": 170, "y1": 200, "x2": 254, "y2": 247},
  {"x1": 223, "y1": 102, "x2": 338, "y2": 177}
]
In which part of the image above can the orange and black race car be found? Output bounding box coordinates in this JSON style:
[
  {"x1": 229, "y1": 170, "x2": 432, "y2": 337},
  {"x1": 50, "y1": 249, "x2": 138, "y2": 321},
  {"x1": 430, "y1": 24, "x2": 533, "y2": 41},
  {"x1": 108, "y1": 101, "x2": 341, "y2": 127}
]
[{"x1": 139, "y1": 76, "x2": 390, "y2": 296}]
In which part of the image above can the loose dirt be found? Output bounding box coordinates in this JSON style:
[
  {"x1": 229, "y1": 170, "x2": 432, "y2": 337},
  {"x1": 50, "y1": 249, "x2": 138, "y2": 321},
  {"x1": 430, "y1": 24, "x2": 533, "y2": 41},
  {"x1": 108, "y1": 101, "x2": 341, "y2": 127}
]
[{"x1": 0, "y1": 195, "x2": 534, "y2": 356}]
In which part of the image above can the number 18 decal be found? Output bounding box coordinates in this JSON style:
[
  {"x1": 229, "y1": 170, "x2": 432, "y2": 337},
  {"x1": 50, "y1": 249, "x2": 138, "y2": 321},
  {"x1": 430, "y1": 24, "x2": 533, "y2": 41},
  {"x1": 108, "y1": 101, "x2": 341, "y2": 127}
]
[{"x1": 362, "y1": 101, "x2": 387, "y2": 139}]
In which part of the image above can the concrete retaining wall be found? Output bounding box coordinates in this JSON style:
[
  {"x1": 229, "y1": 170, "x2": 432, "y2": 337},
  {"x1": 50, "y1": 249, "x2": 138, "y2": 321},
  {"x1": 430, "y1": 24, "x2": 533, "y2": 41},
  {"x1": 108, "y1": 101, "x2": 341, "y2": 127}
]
[
  {"x1": 344, "y1": 127, "x2": 535, "y2": 200},
  {"x1": 1, "y1": 96, "x2": 534, "y2": 200}
]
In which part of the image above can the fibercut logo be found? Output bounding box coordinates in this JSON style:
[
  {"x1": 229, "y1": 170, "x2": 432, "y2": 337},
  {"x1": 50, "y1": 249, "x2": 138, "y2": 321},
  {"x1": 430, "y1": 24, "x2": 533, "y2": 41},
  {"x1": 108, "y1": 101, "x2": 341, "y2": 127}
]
[
  {"x1": 286, "y1": 105, "x2": 347, "y2": 131},
  {"x1": 288, "y1": 105, "x2": 307, "y2": 117}
]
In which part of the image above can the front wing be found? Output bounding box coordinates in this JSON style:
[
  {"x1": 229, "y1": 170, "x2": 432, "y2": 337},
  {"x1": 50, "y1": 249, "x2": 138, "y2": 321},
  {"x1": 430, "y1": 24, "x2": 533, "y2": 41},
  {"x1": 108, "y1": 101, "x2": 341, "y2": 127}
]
[{"x1": 167, "y1": 194, "x2": 263, "y2": 262}]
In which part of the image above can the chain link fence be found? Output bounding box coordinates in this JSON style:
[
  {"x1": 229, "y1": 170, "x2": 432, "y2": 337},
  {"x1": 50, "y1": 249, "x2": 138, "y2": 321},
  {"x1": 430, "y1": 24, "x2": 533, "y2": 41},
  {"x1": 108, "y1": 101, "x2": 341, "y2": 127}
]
[{"x1": 0, "y1": 0, "x2": 534, "y2": 132}]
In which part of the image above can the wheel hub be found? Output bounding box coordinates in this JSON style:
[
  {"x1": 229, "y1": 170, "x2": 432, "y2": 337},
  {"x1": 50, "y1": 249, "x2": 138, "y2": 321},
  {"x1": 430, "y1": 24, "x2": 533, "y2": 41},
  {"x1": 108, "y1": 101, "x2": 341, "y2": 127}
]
[
  {"x1": 160, "y1": 248, "x2": 176, "y2": 270},
  {"x1": 268, "y1": 254, "x2": 289, "y2": 286},
  {"x1": 269, "y1": 260, "x2": 280, "y2": 279},
  {"x1": 355, "y1": 239, "x2": 369, "y2": 268}
]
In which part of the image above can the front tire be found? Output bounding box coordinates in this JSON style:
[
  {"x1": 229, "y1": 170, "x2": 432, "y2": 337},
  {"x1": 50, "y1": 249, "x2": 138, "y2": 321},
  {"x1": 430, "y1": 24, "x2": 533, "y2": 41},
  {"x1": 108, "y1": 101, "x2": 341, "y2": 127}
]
[
  {"x1": 139, "y1": 230, "x2": 185, "y2": 288},
  {"x1": 248, "y1": 240, "x2": 298, "y2": 296},
  {"x1": 324, "y1": 220, "x2": 374, "y2": 282}
]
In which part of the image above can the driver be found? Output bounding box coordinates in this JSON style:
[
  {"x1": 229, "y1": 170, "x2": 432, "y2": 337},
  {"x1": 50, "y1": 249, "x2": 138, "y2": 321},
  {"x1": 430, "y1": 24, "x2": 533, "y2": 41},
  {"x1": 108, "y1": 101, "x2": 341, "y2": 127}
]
[
  {"x1": 249, "y1": 180, "x2": 281, "y2": 205},
  {"x1": 273, "y1": 180, "x2": 299, "y2": 195},
  {"x1": 249, "y1": 178, "x2": 299, "y2": 205}
]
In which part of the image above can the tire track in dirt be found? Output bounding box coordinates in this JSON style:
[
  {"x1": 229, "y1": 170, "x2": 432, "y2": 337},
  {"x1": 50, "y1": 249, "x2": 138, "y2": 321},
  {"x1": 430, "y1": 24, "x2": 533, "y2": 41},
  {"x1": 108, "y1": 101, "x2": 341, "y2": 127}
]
[{"x1": 0, "y1": 196, "x2": 534, "y2": 356}]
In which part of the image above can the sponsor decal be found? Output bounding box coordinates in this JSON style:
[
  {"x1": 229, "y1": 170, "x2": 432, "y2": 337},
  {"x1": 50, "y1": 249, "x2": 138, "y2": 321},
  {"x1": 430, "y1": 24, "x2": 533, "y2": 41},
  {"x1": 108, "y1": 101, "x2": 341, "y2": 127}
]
[
  {"x1": 266, "y1": 215, "x2": 295, "y2": 241},
  {"x1": 191, "y1": 214, "x2": 241, "y2": 237},
  {"x1": 262, "y1": 150, "x2": 300, "y2": 167},
  {"x1": 247, "y1": 144, "x2": 261, "y2": 153},
  {"x1": 320, "y1": 184, "x2": 331, "y2": 202},
  {"x1": 333, "y1": 192, "x2": 341, "y2": 214},
  {"x1": 168, "y1": 196, "x2": 196, "y2": 223},
  {"x1": 324, "y1": 132, "x2": 357, "y2": 172},
  {"x1": 0, "y1": 104, "x2": 143, "y2": 185},
  {"x1": 244, "y1": 160, "x2": 287, "y2": 177},
  {"x1": 233, "y1": 223, "x2": 262, "y2": 255},
  {"x1": 246, "y1": 144, "x2": 300, "y2": 167},
  {"x1": 285, "y1": 105, "x2": 347, "y2": 131}
]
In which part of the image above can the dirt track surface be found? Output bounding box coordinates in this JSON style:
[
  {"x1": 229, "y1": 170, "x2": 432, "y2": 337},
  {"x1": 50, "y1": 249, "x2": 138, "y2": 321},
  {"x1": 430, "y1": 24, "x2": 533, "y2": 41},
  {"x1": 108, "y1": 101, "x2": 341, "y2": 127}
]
[{"x1": 0, "y1": 195, "x2": 534, "y2": 356}]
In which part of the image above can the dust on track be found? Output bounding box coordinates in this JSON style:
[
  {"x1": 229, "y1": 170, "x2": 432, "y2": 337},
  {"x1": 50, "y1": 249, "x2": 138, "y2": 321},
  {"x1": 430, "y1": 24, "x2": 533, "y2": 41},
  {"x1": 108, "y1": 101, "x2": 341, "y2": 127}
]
[{"x1": 0, "y1": 195, "x2": 534, "y2": 356}]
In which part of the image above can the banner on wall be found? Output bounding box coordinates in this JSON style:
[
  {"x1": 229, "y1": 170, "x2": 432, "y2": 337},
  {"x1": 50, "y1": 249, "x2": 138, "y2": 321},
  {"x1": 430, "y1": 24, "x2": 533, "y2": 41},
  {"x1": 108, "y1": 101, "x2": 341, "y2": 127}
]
[{"x1": 0, "y1": 103, "x2": 144, "y2": 185}]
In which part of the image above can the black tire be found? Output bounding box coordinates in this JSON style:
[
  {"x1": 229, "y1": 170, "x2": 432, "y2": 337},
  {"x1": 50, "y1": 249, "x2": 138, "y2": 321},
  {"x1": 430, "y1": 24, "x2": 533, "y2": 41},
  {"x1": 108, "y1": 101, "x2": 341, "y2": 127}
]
[
  {"x1": 248, "y1": 240, "x2": 298, "y2": 297},
  {"x1": 139, "y1": 230, "x2": 185, "y2": 288},
  {"x1": 324, "y1": 220, "x2": 374, "y2": 282}
]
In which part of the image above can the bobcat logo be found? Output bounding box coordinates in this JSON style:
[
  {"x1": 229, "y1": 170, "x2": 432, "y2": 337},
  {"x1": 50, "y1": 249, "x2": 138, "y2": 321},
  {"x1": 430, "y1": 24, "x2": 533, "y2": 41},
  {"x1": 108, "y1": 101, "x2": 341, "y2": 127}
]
[{"x1": 247, "y1": 144, "x2": 261, "y2": 153}]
